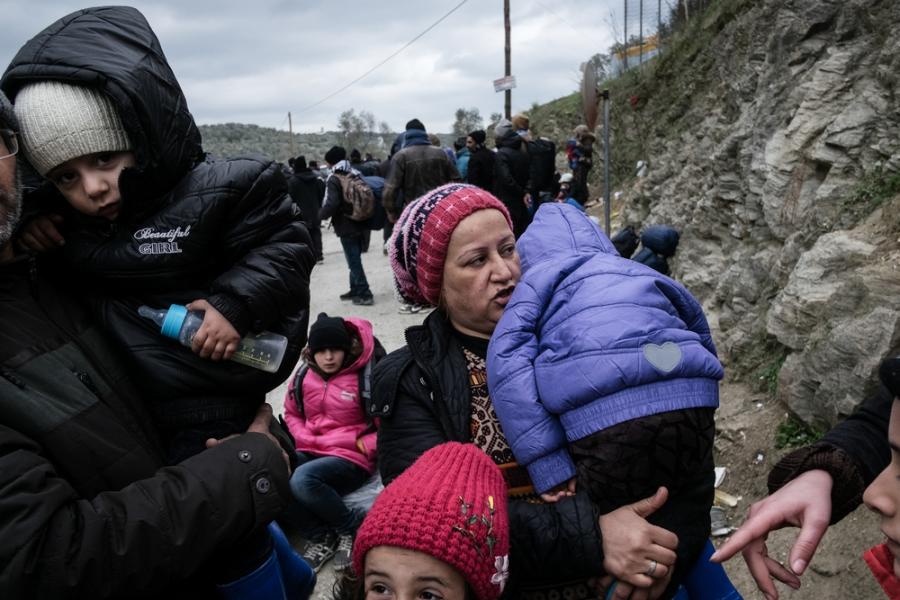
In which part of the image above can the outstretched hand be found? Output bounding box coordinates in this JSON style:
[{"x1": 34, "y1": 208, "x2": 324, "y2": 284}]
[
  {"x1": 540, "y1": 477, "x2": 577, "y2": 503},
  {"x1": 710, "y1": 469, "x2": 834, "y2": 599},
  {"x1": 599, "y1": 486, "x2": 679, "y2": 596}
]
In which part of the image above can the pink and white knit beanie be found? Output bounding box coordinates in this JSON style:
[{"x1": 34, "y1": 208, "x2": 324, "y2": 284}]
[{"x1": 388, "y1": 183, "x2": 512, "y2": 306}]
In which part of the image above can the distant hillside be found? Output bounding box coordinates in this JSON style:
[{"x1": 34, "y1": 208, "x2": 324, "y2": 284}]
[{"x1": 199, "y1": 123, "x2": 457, "y2": 164}]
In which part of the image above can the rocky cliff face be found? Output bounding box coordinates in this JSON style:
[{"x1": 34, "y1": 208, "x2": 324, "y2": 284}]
[{"x1": 613, "y1": 0, "x2": 900, "y2": 427}]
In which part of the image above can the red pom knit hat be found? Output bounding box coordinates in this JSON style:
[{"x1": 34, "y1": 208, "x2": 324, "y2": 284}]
[
  {"x1": 352, "y1": 443, "x2": 510, "y2": 600},
  {"x1": 389, "y1": 183, "x2": 512, "y2": 306}
]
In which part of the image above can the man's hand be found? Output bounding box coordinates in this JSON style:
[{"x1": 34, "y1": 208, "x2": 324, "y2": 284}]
[
  {"x1": 206, "y1": 403, "x2": 290, "y2": 474},
  {"x1": 523, "y1": 193, "x2": 533, "y2": 208},
  {"x1": 540, "y1": 477, "x2": 577, "y2": 503},
  {"x1": 710, "y1": 469, "x2": 833, "y2": 599},
  {"x1": 598, "y1": 487, "x2": 679, "y2": 591},
  {"x1": 17, "y1": 213, "x2": 65, "y2": 252},
  {"x1": 186, "y1": 299, "x2": 240, "y2": 361}
]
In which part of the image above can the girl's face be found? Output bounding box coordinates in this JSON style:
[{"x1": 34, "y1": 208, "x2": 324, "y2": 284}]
[
  {"x1": 313, "y1": 348, "x2": 345, "y2": 374},
  {"x1": 363, "y1": 546, "x2": 467, "y2": 600},
  {"x1": 864, "y1": 399, "x2": 900, "y2": 577},
  {"x1": 48, "y1": 151, "x2": 135, "y2": 221},
  {"x1": 440, "y1": 209, "x2": 520, "y2": 339}
]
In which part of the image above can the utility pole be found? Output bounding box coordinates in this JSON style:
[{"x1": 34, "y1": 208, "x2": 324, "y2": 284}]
[
  {"x1": 639, "y1": 0, "x2": 644, "y2": 69},
  {"x1": 504, "y1": 0, "x2": 511, "y2": 119},
  {"x1": 658, "y1": 0, "x2": 662, "y2": 52},
  {"x1": 287, "y1": 112, "x2": 295, "y2": 157},
  {"x1": 623, "y1": 0, "x2": 628, "y2": 71},
  {"x1": 601, "y1": 89, "x2": 611, "y2": 235}
]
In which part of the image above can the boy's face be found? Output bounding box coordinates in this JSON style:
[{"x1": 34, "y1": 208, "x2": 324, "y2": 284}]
[
  {"x1": 313, "y1": 348, "x2": 345, "y2": 374},
  {"x1": 48, "y1": 151, "x2": 135, "y2": 221},
  {"x1": 864, "y1": 398, "x2": 900, "y2": 577}
]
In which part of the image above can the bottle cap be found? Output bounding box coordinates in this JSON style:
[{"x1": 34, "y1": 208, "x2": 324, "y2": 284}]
[{"x1": 160, "y1": 304, "x2": 188, "y2": 339}]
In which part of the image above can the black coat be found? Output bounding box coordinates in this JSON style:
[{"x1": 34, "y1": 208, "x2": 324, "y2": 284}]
[
  {"x1": 288, "y1": 169, "x2": 325, "y2": 228},
  {"x1": 0, "y1": 256, "x2": 289, "y2": 598},
  {"x1": 466, "y1": 146, "x2": 495, "y2": 191},
  {"x1": 1, "y1": 6, "x2": 314, "y2": 428},
  {"x1": 372, "y1": 310, "x2": 605, "y2": 591}
]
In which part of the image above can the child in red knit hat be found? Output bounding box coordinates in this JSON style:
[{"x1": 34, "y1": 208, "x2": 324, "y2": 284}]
[{"x1": 337, "y1": 442, "x2": 509, "y2": 600}]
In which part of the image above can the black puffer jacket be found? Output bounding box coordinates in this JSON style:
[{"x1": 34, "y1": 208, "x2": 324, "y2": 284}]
[
  {"x1": 288, "y1": 168, "x2": 325, "y2": 228},
  {"x1": 372, "y1": 310, "x2": 605, "y2": 591},
  {"x1": 0, "y1": 256, "x2": 289, "y2": 599},
  {"x1": 493, "y1": 132, "x2": 531, "y2": 237},
  {"x1": 1, "y1": 7, "x2": 314, "y2": 428},
  {"x1": 466, "y1": 145, "x2": 495, "y2": 191}
]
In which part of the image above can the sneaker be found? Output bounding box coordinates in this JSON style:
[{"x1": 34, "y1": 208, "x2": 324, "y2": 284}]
[
  {"x1": 332, "y1": 534, "x2": 354, "y2": 572},
  {"x1": 339, "y1": 291, "x2": 356, "y2": 301},
  {"x1": 397, "y1": 302, "x2": 422, "y2": 315},
  {"x1": 316, "y1": 258, "x2": 324, "y2": 265},
  {"x1": 299, "y1": 534, "x2": 338, "y2": 573},
  {"x1": 352, "y1": 295, "x2": 374, "y2": 306}
]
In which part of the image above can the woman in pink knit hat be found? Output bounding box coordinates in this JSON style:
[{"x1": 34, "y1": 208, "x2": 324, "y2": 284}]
[{"x1": 370, "y1": 183, "x2": 679, "y2": 599}]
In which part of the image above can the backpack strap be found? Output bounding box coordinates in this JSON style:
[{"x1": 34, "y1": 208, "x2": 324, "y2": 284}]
[{"x1": 291, "y1": 363, "x2": 309, "y2": 419}]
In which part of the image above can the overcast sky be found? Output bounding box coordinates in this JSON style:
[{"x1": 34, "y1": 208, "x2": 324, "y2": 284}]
[{"x1": 1, "y1": 1, "x2": 665, "y2": 133}]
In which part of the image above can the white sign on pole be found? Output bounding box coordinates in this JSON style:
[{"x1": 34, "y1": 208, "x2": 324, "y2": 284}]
[{"x1": 493, "y1": 75, "x2": 517, "y2": 92}]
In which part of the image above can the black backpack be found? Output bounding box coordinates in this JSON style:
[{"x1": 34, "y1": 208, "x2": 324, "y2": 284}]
[{"x1": 526, "y1": 138, "x2": 557, "y2": 193}]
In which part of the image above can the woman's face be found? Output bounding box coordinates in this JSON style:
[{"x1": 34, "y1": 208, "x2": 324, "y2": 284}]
[
  {"x1": 363, "y1": 546, "x2": 467, "y2": 600},
  {"x1": 441, "y1": 208, "x2": 520, "y2": 339},
  {"x1": 864, "y1": 399, "x2": 900, "y2": 578}
]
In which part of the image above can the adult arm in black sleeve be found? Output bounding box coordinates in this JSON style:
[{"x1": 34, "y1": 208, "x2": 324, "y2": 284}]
[{"x1": 0, "y1": 429, "x2": 288, "y2": 599}]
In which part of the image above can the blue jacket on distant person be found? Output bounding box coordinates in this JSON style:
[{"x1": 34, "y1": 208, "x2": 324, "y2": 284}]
[{"x1": 487, "y1": 203, "x2": 723, "y2": 493}]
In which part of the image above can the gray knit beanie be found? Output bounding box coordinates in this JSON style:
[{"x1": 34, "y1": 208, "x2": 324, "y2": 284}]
[
  {"x1": 13, "y1": 81, "x2": 131, "y2": 176},
  {"x1": 494, "y1": 118, "x2": 513, "y2": 139}
]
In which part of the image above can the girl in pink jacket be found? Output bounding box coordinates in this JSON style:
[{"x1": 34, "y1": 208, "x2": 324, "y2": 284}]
[{"x1": 283, "y1": 313, "x2": 382, "y2": 573}]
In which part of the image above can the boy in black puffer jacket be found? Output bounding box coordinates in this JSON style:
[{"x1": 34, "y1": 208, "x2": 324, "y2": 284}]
[{"x1": 3, "y1": 9, "x2": 315, "y2": 597}]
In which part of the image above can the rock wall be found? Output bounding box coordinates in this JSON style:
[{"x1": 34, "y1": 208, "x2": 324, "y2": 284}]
[{"x1": 615, "y1": 0, "x2": 900, "y2": 427}]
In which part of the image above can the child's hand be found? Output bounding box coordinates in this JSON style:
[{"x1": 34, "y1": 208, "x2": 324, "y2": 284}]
[
  {"x1": 187, "y1": 299, "x2": 240, "y2": 361},
  {"x1": 356, "y1": 438, "x2": 368, "y2": 456},
  {"x1": 540, "y1": 477, "x2": 577, "y2": 503},
  {"x1": 17, "y1": 213, "x2": 65, "y2": 252}
]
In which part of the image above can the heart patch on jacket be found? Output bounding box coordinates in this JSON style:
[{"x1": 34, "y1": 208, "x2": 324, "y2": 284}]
[{"x1": 642, "y1": 342, "x2": 682, "y2": 373}]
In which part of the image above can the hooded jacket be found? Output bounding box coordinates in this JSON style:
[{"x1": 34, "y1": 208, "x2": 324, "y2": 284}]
[
  {"x1": 1, "y1": 7, "x2": 314, "y2": 428},
  {"x1": 382, "y1": 130, "x2": 460, "y2": 216},
  {"x1": 284, "y1": 318, "x2": 378, "y2": 472},
  {"x1": 487, "y1": 204, "x2": 724, "y2": 493}
]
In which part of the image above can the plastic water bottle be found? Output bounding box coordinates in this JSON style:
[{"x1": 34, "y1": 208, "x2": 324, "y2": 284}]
[{"x1": 138, "y1": 304, "x2": 288, "y2": 373}]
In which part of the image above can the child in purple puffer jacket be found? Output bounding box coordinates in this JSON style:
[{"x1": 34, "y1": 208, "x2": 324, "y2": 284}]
[{"x1": 487, "y1": 203, "x2": 724, "y2": 598}]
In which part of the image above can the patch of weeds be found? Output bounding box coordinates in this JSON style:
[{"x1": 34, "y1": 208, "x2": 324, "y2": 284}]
[
  {"x1": 775, "y1": 415, "x2": 824, "y2": 449},
  {"x1": 842, "y1": 166, "x2": 900, "y2": 223},
  {"x1": 754, "y1": 350, "x2": 787, "y2": 397}
]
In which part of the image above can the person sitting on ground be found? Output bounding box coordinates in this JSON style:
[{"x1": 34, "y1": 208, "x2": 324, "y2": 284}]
[
  {"x1": 487, "y1": 202, "x2": 724, "y2": 598},
  {"x1": 335, "y1": 442, "x2": 510, "y2": 600},
  {"x1": 376, "y1": 183, "x2": 681, "y2": 599},
  {"x1": 4, "y1": 7, "x2": 315, "y2": 596},
  {"x1": 321, "y1": 145, "x2": 375, "y2": 306},
  {"x1": 549, "y1": 172, "x2": 584, "y2": 212},
  {"x1": 283, "y1": 312, "x2": 385, "y2": 573},
  {"x1": 711, "y1": 357, "x2": 897, "y2": 599},
  {"x1": 0, "y1": 87, "x2": 309, "y2": 599}
]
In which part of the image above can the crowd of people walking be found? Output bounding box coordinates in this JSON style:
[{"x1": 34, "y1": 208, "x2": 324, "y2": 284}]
[{"x1": 1, "y1": 6, "x2": 898, "y2": 600}]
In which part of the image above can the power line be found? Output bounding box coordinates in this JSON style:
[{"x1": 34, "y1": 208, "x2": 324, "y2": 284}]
[{"x1": 295, "y1": 0, "x2": 469, "y2": 115}]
